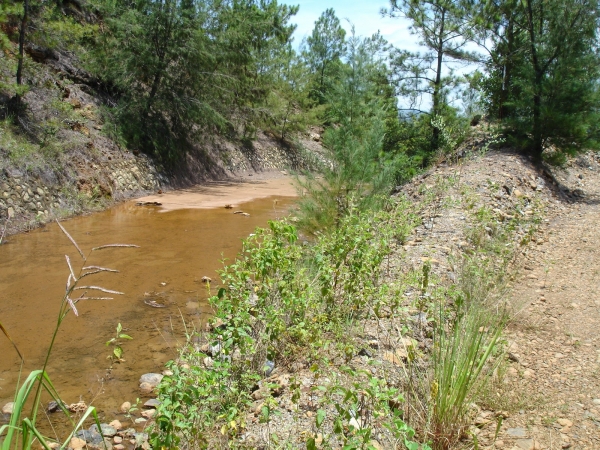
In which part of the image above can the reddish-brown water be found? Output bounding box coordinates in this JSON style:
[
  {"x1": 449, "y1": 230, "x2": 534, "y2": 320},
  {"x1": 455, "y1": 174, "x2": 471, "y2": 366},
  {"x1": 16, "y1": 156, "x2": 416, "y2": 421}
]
[{"x1": 0, "y1": 182, "x2": 295, "y2": 429}]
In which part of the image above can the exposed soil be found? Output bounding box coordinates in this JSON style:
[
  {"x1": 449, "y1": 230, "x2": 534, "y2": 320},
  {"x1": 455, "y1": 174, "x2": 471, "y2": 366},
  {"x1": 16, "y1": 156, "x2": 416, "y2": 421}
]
[
  {"x1": 136, "y1": 171, "x2": 296, "y2": 211},
  {"x1": 492, "y1": 156, "x2": 600, "y2": 449}
]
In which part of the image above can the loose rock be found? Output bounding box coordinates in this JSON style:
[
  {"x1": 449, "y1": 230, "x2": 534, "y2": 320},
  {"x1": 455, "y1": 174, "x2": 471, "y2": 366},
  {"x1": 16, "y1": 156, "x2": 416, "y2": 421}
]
[
  {"x1": 2, "y1": 402, "x2": 14, "y2": 414},
  {"x1": 120, "y1": 401, "x2": 131, "y2": 413}
]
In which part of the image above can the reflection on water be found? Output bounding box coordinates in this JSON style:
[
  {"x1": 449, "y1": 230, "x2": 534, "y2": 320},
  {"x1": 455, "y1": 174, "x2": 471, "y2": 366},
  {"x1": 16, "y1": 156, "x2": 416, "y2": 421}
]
[{"x1": 0, "y1": 196, "x2": 294, "y2": 423}]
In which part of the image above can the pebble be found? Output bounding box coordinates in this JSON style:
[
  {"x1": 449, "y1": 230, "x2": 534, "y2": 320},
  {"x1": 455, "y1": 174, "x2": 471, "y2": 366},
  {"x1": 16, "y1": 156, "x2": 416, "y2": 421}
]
[
  {"x1": 557, "y1": 418, "x2": 573, "y2": 427},
  {"x1": 523, "y1": 368, "x2": 535, "y2": 378},
  {"x1": 2, "y1": 402, "x2": 14, "y2": 414},
  {"x1": 134, "y1": 417, "x2": 147, "y2": 424},
  {"x1": 515, "y1": 439, "x2": 535, "y2": 450},
  {"x1": 139, "y1": 382, "x2": 154, "y2": 394},
  {"x1": 113, "y1": 436, "x2": 123, "y2": 444},
  {"x1": 114, "y1": 445, "x2": 125, "y2": 450},
  {"x1": 495, "y1": 440, "x2": 505, "y2": 448},
  {"x1": 593, "y1": 398, "x2": 600, "y2": 405},
  {"x1": 89, "y1": 423, "x2": 117, "y2": 437},
  {"x1": 141, "y1": 409, "x2": 156, "y2": 419},
  {"x1": 70, "y1": 437, "x2": 86, "y2": 450},
  {"x1": 144, "y1": 398, "x2": 161, "y2": 408},
  {"x1": 109, "y1": 420, "x2": 122, "y2": 430},
  {"x1": 139, "y1": 373, "x2": 163, "y2": 388},
  {"x1": 120, "y1": 402, "x2": 131, "y2": 412},
  {"x1": 507, "y1": 427, "x2": 527, "y2": 437}
]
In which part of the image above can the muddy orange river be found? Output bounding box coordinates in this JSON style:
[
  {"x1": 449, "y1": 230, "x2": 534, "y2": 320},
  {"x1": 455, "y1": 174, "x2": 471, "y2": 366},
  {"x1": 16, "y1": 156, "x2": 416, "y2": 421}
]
[{"x1": 0, "y1": 176, "x2": 296, "y2": 429}]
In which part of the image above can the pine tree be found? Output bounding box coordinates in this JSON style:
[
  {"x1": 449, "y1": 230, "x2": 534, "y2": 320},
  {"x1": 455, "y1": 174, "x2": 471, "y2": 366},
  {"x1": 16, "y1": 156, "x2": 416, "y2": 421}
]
[{"x1": 477, "y1": 0, "x2": 600, "y2": 159}]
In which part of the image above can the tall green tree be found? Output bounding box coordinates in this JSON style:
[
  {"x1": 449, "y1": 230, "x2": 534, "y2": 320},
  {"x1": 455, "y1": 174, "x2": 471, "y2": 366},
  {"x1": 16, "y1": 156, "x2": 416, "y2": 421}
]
[
  {"x1": 303, "y1": 8, "x2": 346, "y2": 102},
  {"x1": 384, "y1": 0, "x2": 473, "y2": 147},
  {"x1": 476, "y1": 0, "x2": 600, "y2": 159},
  {"x1": 296, "y1": 30, "x2": 397, "y2": 233},
  {"x1": 90, "y1": 0, "x2": 297, "y2": 162}
]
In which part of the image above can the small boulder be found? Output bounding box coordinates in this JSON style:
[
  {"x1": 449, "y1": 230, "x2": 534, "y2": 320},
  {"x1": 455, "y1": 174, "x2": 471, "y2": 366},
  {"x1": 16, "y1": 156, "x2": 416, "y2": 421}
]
[
  {"x1": 557, "y1": 418, "x2": 573, "y2": 428},
  {"x1": 139, "y1": 373, "x2": 163, "y2": 388},
  {"x1": 76, "y1": 429, "x2": 103, "y2": 445},
  {"x1": 143, "y1": 399, "x2": 160, "y2": 408},
  {"x1": 2, "y1": 402, "x2": 14, "y2": 414},
  {"x1": 507, "y1": 427, "x2": 527, "y2": 438},
  {"x1": 90, "y1": 423, "x2": 117, "y2": 437},
  {"x1": 47, "y1": 400, "x2": 63, "y2": 413},
  {"x1": 141, "y1": 409, "x2": 156, "y2": 419},
  {"x1": 70, "y1": 437, "x2": 87, "y2": 450},
  {"x1": 120, "y1": 401, "x2": 131, "y2": 413},
  {"x1": 139, "y1": 382, "x2": 154, "y2": 394}
]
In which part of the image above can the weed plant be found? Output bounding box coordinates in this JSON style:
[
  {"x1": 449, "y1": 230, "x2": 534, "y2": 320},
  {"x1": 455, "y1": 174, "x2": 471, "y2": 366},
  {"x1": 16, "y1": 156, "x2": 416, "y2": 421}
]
[{"x1": 150, "y1": 201, "x2": 419, "y2": 448}]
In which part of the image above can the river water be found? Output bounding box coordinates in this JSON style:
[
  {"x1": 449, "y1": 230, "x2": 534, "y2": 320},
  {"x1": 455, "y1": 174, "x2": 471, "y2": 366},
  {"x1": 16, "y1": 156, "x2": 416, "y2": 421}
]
[{"x1": 0, "y1": 176, "x2": 296, "y2": 429}]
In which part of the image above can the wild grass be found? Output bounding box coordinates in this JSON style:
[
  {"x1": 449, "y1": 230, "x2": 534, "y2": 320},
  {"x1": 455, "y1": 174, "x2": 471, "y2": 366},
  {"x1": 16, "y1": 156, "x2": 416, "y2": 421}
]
[{"x1": 0, "y1": 220, "x2": 137, "y2": 450}]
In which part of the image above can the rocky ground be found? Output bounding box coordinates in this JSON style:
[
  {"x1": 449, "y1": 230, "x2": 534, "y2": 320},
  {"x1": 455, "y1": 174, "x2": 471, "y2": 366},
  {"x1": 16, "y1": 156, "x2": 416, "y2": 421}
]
[{"x1": 233, "y1": 147, "x2": 600, "y2": 449}]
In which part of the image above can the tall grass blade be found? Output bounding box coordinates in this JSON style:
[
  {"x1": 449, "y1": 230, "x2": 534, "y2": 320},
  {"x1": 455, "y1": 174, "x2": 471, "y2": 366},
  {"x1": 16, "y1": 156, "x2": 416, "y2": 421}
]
[
  {"x1": 22, "y1": 418, "x2": 52, "y2": 450},
  {"x1": 0, "y1": 320, "x2": 24, "y2": 362},
  {"x1": 2, "y1": 370, "x2": 43, "y2": 450},
  {"x1": 55, "y1": 220, "x2": 84, "y2": 259},
  {"x1": 65, "y1": 255, "x2": 77, "y2": 282}
]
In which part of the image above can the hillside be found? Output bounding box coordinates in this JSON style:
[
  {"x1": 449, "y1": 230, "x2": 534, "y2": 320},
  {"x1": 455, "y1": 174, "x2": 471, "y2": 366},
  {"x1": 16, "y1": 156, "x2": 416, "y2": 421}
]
[{"x1": 0, "y1": 51, "x2": 314, "y2": 236}]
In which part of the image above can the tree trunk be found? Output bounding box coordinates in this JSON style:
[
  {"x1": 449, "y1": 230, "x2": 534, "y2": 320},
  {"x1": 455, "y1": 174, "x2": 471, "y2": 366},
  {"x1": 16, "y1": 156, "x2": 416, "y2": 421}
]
[
  {"x1": 499, "y1": 17, "x2": 515, "y2": 120},
  {"x1": 431, "y1": 8, "x2": 446, "y2": 150},
  {"x1": 531, "y1": 77, "x2": 543, "y2": 161},
  {"x1": 525, "y1": 0, "x2": 544, "y2": 160},
  {"x1": 16, "y1": 0, "x2": 29, "y2": 87}
]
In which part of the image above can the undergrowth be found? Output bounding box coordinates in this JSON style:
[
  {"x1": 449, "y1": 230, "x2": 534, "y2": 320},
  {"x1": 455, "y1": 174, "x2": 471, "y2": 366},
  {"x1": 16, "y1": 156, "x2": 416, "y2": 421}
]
[{"x1": 150, "y1": 157, "x2": 543, "y2": 449}]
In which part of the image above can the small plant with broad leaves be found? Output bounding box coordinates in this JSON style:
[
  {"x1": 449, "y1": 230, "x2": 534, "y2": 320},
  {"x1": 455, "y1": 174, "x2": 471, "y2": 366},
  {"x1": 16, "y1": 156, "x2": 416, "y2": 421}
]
[{"x1": 106, "y1": 323, "x2": 132, "y2": 364}]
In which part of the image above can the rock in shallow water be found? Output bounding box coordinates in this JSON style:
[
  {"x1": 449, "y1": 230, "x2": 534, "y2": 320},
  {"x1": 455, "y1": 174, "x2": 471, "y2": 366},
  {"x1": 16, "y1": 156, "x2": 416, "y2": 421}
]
[
  {"x1": 89, "y1": 423, "x2": 118, "y2": 437},
  {"x1": 144, "y1": 398, "x2": 161, "y2": 408},
  {"x1": 139, "y1": 373, "x2": 163, "y2": 387},
  {"x1": 76, "y1": 429, "x2": 103, "y2": 445},
  {"x1": 120, "y1": 401, "x2": 131, "y2": 412},
  {"x1": 2, "y1": 402, "x2": 14, "y2": 414}
]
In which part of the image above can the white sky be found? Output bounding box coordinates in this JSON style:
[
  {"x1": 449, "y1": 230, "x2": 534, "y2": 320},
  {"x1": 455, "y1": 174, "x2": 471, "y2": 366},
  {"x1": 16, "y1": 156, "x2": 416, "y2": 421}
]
[
  {"x1": 281, "y1": 0, "x2": 422, "y2": 53},
  {"x1": 280, "y1": 0, "x2": 481, "y2": 112}
]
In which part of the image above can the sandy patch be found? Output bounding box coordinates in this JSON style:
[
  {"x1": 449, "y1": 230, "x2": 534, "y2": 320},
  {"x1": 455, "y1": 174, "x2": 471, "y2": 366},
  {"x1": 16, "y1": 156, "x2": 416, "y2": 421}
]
[{"x1": 134, "y1": 173, "x2": 297, "y2": 211}]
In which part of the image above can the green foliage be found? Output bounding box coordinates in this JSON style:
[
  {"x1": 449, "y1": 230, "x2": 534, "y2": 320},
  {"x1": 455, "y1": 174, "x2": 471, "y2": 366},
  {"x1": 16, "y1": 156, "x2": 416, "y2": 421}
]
[
  {"x1": 478, "y1": 0, "x2": 600, "y2": 158},
  {"x1": 295, "y1": 31, "x2": 401, "y2": 233},
  {"x1": 303, "y1": 8, "x2": 346, "y2": 103},
  {"x1": 105, "y1": 322, "x2": 132, "y2": 363},
  {"x1": 88, "y1": 0, "x2": 298, "y2": 164},
  {"x1": 307, "y1": 367, "x2": 426, "y2": 449},
  {"x1": 150, "y1": 202, "x2": 419, "y2": 448}
]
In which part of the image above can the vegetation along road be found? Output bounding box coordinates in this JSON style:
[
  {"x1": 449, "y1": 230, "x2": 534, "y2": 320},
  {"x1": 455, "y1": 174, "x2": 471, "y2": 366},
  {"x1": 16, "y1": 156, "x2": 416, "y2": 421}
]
[{"x1": 1, "y1": 0, "x2": 600, "y2": 448}]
